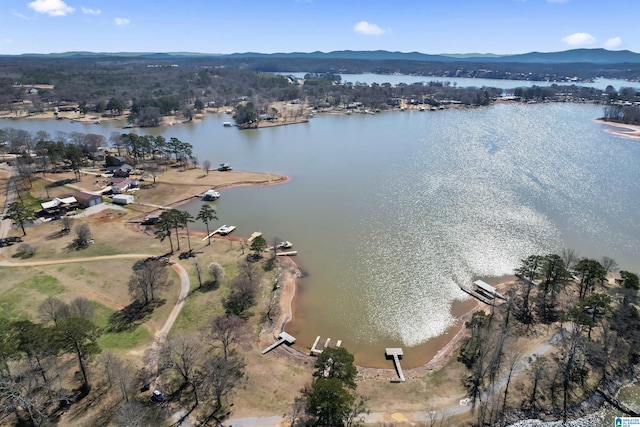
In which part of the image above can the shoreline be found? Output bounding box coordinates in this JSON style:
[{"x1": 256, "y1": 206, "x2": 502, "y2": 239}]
[
  {"x1": 124, "y1": 168, "x2": 508, "y2": 374},
  {"x1": 5, "y1": 108, "x2": 522, "y2": 373},
  {"x1": 595, "y1": 118, "x2": 640, "y2": 140},
  {"x1": 267, "y1": 251, "x2": 509, "y2": 372}
]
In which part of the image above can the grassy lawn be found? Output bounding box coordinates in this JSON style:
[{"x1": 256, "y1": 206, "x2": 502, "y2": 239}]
[
  {"x1": 98, "y1": 326, "x2": 151, "y2": 350},
  {"x1": 0, "y1": 269, "x2": 66, "y2": 321}
]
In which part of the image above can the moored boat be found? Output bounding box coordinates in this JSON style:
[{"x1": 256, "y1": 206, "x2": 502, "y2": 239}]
[{"x1": 202, "y1": 189, "x2": 221, "y2": 200}]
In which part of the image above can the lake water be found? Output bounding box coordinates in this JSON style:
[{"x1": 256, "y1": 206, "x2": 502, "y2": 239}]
[
  {"x1": 3, "y1": 103, "x2": 640, "y2": 368},
  {"x1": 279, "y1": 72, "x2": 639, "y2": 91}
]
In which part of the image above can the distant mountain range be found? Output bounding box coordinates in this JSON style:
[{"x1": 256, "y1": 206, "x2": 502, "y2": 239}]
[{"x1": 5, "y1": 48, "x2": 640, "y2": 64}]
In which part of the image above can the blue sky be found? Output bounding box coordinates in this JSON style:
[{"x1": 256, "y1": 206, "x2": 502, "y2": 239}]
[{"x1": 0, "y1": 0, "x2": 638, "y2": 55}]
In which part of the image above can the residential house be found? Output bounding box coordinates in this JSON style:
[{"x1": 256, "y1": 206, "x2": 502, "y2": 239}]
[
  {"x1": 72, "y1": 191, "x2": 103, "y2": 208},
  {"x1": 107, "y1": 163, "x2": 133, "y2": 178},
  {"x1": 40, "y1": 196, "x2": 77, "y2": 214},
  {"x1": 109, "y1": 177, "x2": 139, "y2": 194}
]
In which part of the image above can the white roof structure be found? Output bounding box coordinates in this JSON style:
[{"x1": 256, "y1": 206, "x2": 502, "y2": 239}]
[
  {"x1": 473, "y1": 280, "x2": 497, "y2": 295},
  {"x1": 41, "y1": 196, "x2": 77, "y2": 210}
]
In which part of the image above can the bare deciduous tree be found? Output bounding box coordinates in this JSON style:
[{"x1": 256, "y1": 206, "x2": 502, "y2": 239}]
[
  {"x1": 128, "y1": 260, "x2": 169, "y2": 306},
  {"x1": 74, "y1": 223, "x2": 93, "y2": 248},
  {"x1": 207, "y1": 315, "x2": 248, "y2": 361},
  {"x1": 69, "y1": 297, "x2": 94, "y2": 320},
  {"x1": 38, "y1": 297, "x2": 69, "y2": 326},
  {"x1": 159, "y1": 334, "x2": 204, "y2": 406},
  {"x1": 198, "y1": 354, "x2": 245, "y2": 426}
]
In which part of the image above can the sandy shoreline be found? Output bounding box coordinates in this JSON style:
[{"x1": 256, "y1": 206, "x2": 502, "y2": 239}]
[{"x1": 595, "y1": 118, "x2": 640, "y2": 140}]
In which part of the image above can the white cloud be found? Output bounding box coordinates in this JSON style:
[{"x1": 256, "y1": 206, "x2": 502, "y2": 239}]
[
  {"x1": 13, "y1": 11, "x2": 30, "y2": 19},
  {"x1": 114, "y1": 17, "x2": 131, "y2": 27},
  {"x1": 2, "y1": 38, "x2": 14, "y2": 46},
  {"x1": 81, "y1": 7, "x2": 101, "y2": 15},
  {"x1": 547, "y1": 0, "x2": 569, "y2": 3},
  {"x1": 561, "y1": 32, "x2": 596, "y2": 47},
  {"x1": 604, "y1": 37, "x2": 622, "y2": 49},
  {"x1": 353, "y1": 21, "x2": 390, "y2": 36},
  {"x1": 28, "y1": 0, "x2": 75, "y2": 16}
]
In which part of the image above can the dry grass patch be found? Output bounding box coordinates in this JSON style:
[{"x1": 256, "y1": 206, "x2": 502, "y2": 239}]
[
  {"x1": 0, "y1": 168, "x2": 10, "y2": 208},
  {"x1": 134, "y1": 166, "x2": 285, "y2": 207},
  {"x1": 1, "y1": 209, "x2": 166, "y2": 262}
]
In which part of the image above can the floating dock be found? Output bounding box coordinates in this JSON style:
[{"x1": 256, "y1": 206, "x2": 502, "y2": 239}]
[
  {"x1": 276, "y1": 251, "x2": 297, "y2": 257},
  {"x1": 310, "y1": 336, "x2": 342, "y2": 355},
  {"x1": 458, "y1": 283, "x2": 496, "y2": 306},
  {"x1": 385, "y1": 348, "x2": 406, "y2": 382},
  {"x1": 261, "y1": 332, "x2": 296, "y2": 355},
  {"x1": 202, "y1": 225, "x2": 237, "y2": 240},
  {"x1": 247, "y1": 232, "x2": 262, "y2": 243},
  {"x1": 473, "y1": 280, "x2": 506, "y2": 300}
]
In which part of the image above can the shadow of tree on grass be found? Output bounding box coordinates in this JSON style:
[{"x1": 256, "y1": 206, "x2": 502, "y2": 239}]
[
  {"x1": 107, "y1": 298, "x2": 166, "y2": 333},
  {"x1": 45, "y1": 229, "x2": 70, "y2": 240}
]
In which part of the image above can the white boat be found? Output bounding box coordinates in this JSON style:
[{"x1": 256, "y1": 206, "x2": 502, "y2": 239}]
[
  {"x1": 214, "y1": 225, "x2": 236, "y2": 235},
  {"x1": 203, "y1": 189, "x2": 220, "y2": 200},
  {"x1": 277, "y1": 241, "x2": 293, "y2": 249},
  {"x1": 223, "y1": 122, "x2": 232, "y2": 127},
  {"x1": 266, "y1": 241, "x2": 293, "y2": 251},
  {"x1": 218, "y1": 163, "x2": 232, "y2": 171}
]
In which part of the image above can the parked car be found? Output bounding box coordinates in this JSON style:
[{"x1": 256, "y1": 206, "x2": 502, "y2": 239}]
[{"x1": 151, "y1": 389, "x2": 165, "y2": 402}]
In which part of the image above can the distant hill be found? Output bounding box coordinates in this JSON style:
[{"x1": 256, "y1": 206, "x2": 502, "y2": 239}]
[{"x1": 4, "y1": 48, "x2": 640, "y2": 64}]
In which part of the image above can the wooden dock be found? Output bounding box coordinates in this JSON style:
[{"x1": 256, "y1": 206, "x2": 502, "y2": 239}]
[
  {"x1": 276, "y1": 251, "x2": 297, "y2": 257},
  {"x1": 261, "y1": 332, "x2": 296, "y2": 355},
  {"x1": 385, "y1": 348, "x2": 406, "y2": 382},
  {"x1": 310, "y1": 335, "x2": 342, "y2": 355},
  {"x1": 202, "y1": 225, "x2": 236, "y2": 241},
  {"x1": 247, "y1": 232, "x2": 262, "y2": 243},
  {"x1": 458, "y1": 284, "x2": 496, "y2": 306}
]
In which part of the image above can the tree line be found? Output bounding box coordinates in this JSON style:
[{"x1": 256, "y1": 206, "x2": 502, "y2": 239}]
[
  {"x1": 3, "y1": 57, "x2": 638, "y2": 127},
  {"x1": 458, "y1": 252, "x2": 640, "y2": 425}
]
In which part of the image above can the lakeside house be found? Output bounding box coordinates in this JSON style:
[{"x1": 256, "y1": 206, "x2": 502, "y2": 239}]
[
  {"x1": 107, "y1": 163, "x2": 133, "y2": 178},
  {"x1": 40, "y1": 196, "x2": 77, "y2": 214},
  {"x1": 109, "y1": 177, "x2": 139, "y2": 194}
]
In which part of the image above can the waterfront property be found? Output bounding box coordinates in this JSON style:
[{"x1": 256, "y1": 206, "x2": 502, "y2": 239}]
[{"x1": 4, "y1": 103, "x2": 640, "y2": 368}]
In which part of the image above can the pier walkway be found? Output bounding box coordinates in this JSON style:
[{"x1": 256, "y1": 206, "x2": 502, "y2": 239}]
[
  {"x1": 261, "y1": 332, "x2": 296, "y2": 354},
  {"x1": 385, "y1": 348, "x2": 406, "y2": 382}
]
